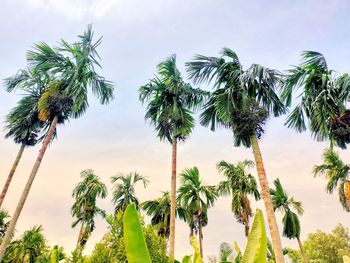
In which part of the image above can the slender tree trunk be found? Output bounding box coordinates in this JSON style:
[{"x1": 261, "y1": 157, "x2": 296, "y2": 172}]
[
  {"x1": 297, "y1": 236, "x2": 308, "y2": 263},
  {"x1": 0, "y1": 116, "x2": 58, "y2": 261},
  {"x1": 0, "y1": 144, "x2": 25, "y2": 208},
  {"x1": 76, "y1": 223, "x2": 85, "y2": 249},
  {"x1": 198, "y1": 225, "x2": 203, "y2": 258},
  {"x1": 169, "y1": 138, "x2": 177, "y2": 261},
  {"x1": 250, "y1": 135, "x2": 285, "y2": 263}
]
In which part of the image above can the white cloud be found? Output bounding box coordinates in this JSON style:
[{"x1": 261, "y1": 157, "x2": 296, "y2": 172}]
[{"x1": 24, "y1": 0, "x2": 119, "y2": 20}]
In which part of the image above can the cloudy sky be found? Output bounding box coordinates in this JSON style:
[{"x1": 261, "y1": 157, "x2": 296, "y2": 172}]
[{"x1": 1, "y1": 0, "x2": 350, "y2": 259}]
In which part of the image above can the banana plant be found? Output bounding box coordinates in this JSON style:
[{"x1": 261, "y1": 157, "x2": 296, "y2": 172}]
[
  {"x1": 123, "y1": 203, "x2": 152, "y2": 263},
  {"x1": 123, "y1": 204, "x2": 267, "y2": 263}
]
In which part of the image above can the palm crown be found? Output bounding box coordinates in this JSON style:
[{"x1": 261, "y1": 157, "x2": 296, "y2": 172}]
[
  {"x1": 186, "y1": 48, "x2": 285, "y2": 147},
  {"x1": 217, "y1": 160, "x2": 260, "y2": 236},
  {"x1": 282, "y1": 51, "x2": 350, "y2": 147},
  {"x1": 111, "y1": 172, "x2": 148, "y2": 213},
  {"x1": 71, "y1": 170, "x2": 107, "y2": 241},
  {"x1": 139, "y1": 54, "x2": 207, "y2": 143},
  {"x1": 270, "y1": 179, "x2": 304, "y2": 239}
]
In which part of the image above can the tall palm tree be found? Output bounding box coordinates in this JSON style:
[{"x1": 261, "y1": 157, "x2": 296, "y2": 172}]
[
  {"x1": 270, "y1": 179, "x2": 307, "y2": 263},
  {"x1": 177, "y1": 167, "x2": 217, "y2": 258},
  {"x1": 0, "y1": 69, "x2": 48, "y2": 208},
  {"x1": 71, "y1": 169, "x2": 107, "y2": 254},
  {"x1": 141, "y1": 191, "x2": 187, "y2": 238},
  {"x1": 111, "y1": 172, "x2": 148, "y2": 213},
  {"x1": 139, "y1": 54, "x2": 207, "y2": 259},
  {"x1": 314, "y1": 148, "x2": 350, "y2": 210},
  {"x1": 3, "y1": 225, "x2": 47, "y2": 263},
  {"x1": 282, "y1": 51, "x2": 350, "y2": 148},
  {"x1": 217, "y1": 160, "x2": 260, "y2": 236},
  {"x1": 0, "y1": 26, "x2": 114, "y2": 260},
  {"x1": 186, "y1": 48, "x2": 286, "y2": 263}
]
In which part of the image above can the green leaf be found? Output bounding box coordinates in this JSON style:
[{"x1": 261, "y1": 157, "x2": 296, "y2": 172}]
[
  {"x1": 182, "y1": 255, "x2": 192, "y2": 263},
  {"x1": 241, "y1": 209, "x2": 267, "y2": 263},
  {"x1": 123, "y1": 203, "x2": 152, "y2": 263}
]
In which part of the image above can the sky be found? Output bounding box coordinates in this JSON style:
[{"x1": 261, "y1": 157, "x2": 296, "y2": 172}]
[{"x1": 1, "y1": 0, "x2": 350, "y2": 260}]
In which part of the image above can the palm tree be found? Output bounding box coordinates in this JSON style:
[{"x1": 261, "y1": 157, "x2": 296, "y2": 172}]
[
  {"x1": 177, "y1": 167, "x2": 217, "y2": 258},
  {"x1": 71, "y1": 169, "x2": 107, "y2": 254},
  {"x1": 217, "y1": 160, "x2": 260, "y2": 236},
  {"x1": 141, "y1": 191, "x2": 187, "y2": 238},
  {"x1": 282, "y1": 51, "x2": 350, "y2": 149},
  {"x1": 0, "y1": 69, "x2": 48, "y2": 208},
  {"x1": 314, "y1": 148, "x2": 350, "y2": 210},
  {"x1": 3, "y1": 225, "x2": 47, "y2": 263},
  {"x1": 0, "y1": 26, "x2": 114, "y2": 260},
  {"x1": 270, "y1": 179, "x2": 307, "y2": 263},
  {"x1": 111, "y1": 172, "x2": 148, "y2": 213},
  {"x1": 186, "y1": 48, "x2": 286, "y2": 263},
  {"x1": 139, "y1": 54, "x2": 207, "y2": 259}
]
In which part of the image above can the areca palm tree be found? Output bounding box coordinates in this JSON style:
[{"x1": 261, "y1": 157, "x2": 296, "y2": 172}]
[
  {"x1": 111, "y1": 172, "x2": 148, "y2": 213},
  {"x1": 314, "y1": 148, "x2": 350, "y2": 211},
  {"x1": 71, "y1": 169, "x2": 107, "y2": 254},
  {"x1": 0, "y1": 69, "x2": 49, "y2": 208},
  {"x1": 270, "y1": 179, "x2": 307, "y2": 263},
  {"x1": 0, "y1": 26, "x2": 114, "y2": 260},
  {"x1": 141, "y1": 191, "x2": 187, "y2": 238},
  {"x1": 217, "y1": 160, "x2": 260, "y2": 236},
  {"x1": 139, "y1": 54, "x2": 207, "y2": 259},
  {"x1": 3, "y1": 225, "x2": 47, "y2": 263},
  {"x1": 177, "y1": 167, "x2": 218, "y2": 258},
  {"x1": 186, "y1": 48, "x2": 286, "y2": 263},
  {"x1": 282, "y1": 51, "x2": 350, "y2": 148}
]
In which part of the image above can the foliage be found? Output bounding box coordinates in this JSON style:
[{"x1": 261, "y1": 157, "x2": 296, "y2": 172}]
[
  {"x1": 314, "y1": 148, "x2": 350, "y2": 211},
  {"x1": 123, "y1": 203, "x2": 152, "y2": 263},
  {"x1": 111, "y1": 172, "x2": 148, "y2": 213},
  {"x1": 177, "y1": 167, "x2": 218, "y2": 241},
  {"x1": 71, "y1": 170, "x2": 107, "y2": 250},
  {"x1": 270, "y1": 179, "x2": 304, "y2": 239},
  {"x1": 301, "y1": 224, "x2": 350, "y2": 263},
  {"x1": 217, "y1": 160, "x2": 260, "y2": 236},
  {"x1": 241, "y1": 209, "x2": 267, "y2": 263},
  {"x1": 186, "y1": 48, "x2": 285, "y2": 147},
  {"x1": 0, "y1": 210, "x2": 10, "y2": 241},
  {"x1": 139, "y1": 54, "x2": 207, "y2": 144},
  {"x1": 141, "y1": 191, "x2": 187, "y2": 238},
  {"x1": 282, "y1": 51, "x2": 350, "y2": 147},
  {"x1": 3, "y1": 225, "x2": 47, "y2": 263}
]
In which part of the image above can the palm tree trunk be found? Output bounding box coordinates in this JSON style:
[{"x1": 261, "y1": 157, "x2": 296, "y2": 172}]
[
  {"x1": 76, "y1": 223, "x2": 85, "y2": 249},
  {"x1": 0, "y1": 116, "x2": 58, "y2": 261},
  {"x1": 0, "y1": 144, "x2": 25, "y2": 208},
  {"x1": 250, "y1": 134, "x2": 285, "y2": 263},
  {"x1": 297, "y1": 236, "x2": 308, "y2": 263},
  {"x1": 169, "y1": 138, "x2": 177, "y2": 261},
  {"x1": 198, "y1": 225, "x2": 203, "y2": 258}
]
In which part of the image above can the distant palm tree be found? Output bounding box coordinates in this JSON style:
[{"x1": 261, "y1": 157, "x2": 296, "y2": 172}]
[
  {"x1": 314, "y1": 148, "x2": 350, "y2": 210},
  {"x1": 177, "y1": 167, "x2": 217, "y2": 257},
  {"x1": 0, "y1": 26, "x2": 114, "y2": 260},
  {"x1": 282, "y1": 51, "x2": 350, "y2": 148},
  {"x1": 217, "y1": 160, "x2": 260, "y2": 236},
  {"x1": 141, "y1": 191, "x2": 187, "y2": 238},
  {"x1": 270, "y1": 179, "x2": 307, "y2": 263},
  {"x1": 186, "y1": 48, "x2": 286, "y2": 263},
  {"x1": 111, "y1": 172, "x2": 148, "y2": 213},
  {"x1": 0, "y1": 69, "x2": 48, "y2": 208},
  {"x1": 71, "y1": 169, "x2": 107, "y2": 254},
  {"x1": 139, "y1": 54, "x2": 207, "y2": 259},
  {"x1": 3, "y1": 225, "x2": 47, "y2": 263}
]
